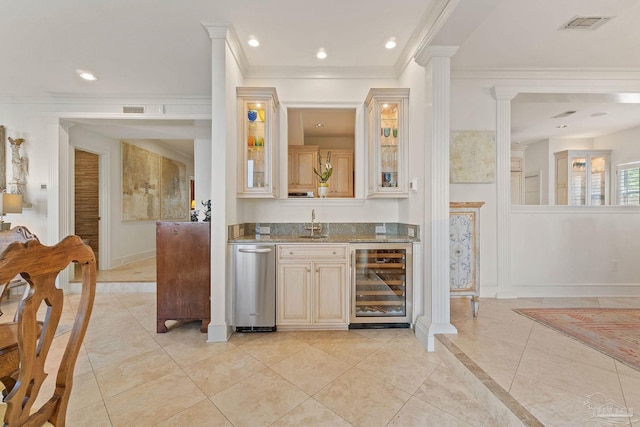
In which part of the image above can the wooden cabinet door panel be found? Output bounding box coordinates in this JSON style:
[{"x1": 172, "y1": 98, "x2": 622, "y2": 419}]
[
  {"x1": 277, "y1": 263, "x2": 312, "y2": 325},
  {"x1": 314, "y1": 263, "x2": 347, "y2": 324}
]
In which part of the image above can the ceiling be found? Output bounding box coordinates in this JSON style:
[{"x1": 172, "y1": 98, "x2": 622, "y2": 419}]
[{"x1": 3, "y1": 0, "x2": 640, "y2": 147}]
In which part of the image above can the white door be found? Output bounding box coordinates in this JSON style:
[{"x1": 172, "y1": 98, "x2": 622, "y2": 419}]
[{"x1": 525, "y1": 173, "x2": 541, "y2": 205}]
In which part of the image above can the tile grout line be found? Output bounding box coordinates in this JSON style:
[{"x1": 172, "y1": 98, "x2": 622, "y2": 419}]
[{"x1": 435, "y1": 334, "x2": 545, "y2": 427}]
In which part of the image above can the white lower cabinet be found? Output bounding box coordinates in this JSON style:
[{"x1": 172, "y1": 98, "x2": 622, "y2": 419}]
[{"x1": 277, "y1": 245, "x2": 349, "y2": 329}]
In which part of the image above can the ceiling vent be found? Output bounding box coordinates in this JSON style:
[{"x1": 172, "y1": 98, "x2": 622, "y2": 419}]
[
  {"x1": 123, "y1": 105, "x2": 145, "y2": 114},
  {"x1": 552, "y1": 110, "x2": 577, "y2": 119},
  {"x1": 560, "y1": 16, "x2": 612, "y2": 30}
]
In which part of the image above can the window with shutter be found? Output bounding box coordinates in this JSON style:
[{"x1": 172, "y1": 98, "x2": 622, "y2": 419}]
[{"x1": 618, "y1": 162, "x2": 640, "y2": 205}]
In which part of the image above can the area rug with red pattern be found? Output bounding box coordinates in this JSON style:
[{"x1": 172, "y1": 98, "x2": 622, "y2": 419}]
[{"x1": 513, "y1": 308, "x2": 640, "y2": 371}]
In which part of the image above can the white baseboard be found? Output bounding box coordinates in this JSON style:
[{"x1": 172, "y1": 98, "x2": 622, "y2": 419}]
[
  {"x1": 68, "y1": 282, "x2": 156, "y2": 293},
  {"x1": 109, "y1": 250, "x2": 156, "y2": 270}
]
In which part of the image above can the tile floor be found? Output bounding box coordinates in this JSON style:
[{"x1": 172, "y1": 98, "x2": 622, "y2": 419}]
[{"x1": 2, "y1": 289, "x2": 639, "y2": 426}]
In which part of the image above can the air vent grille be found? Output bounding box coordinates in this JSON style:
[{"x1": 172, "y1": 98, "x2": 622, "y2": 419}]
[
  {"x1": 561, "y1": 16, "x2": 612, "y2": 30},
  {"x1": 123, "y1": 105, "x2": 145, "y2": 114}
]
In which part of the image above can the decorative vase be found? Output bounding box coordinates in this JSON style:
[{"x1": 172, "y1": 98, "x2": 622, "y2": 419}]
[{"x1": 318, "y1": 183, "x2": 329, "y2": 198}]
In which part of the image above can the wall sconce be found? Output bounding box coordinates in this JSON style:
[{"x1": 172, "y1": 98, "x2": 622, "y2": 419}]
[{"x1": 0, "y1": 192, "x2": 23, "y2": 230}]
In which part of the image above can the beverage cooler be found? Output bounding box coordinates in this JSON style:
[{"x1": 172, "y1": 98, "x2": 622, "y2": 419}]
[{"x1": 350, "y1": 243, "x2": 412, "y2": 327}]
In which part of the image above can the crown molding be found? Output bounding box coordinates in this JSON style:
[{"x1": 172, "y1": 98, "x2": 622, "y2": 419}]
[
  {"x1": 452, "y1": 67, "x2": 640, "y2": 81},
  {"x1": 243, "y1": 65, "x2": 398, "y2": 80},
  {"x1": 407, "y1": 0, "x2": 461, "y2": 70},
  {"x1": 202, "y1": 22, "x2": 249, "y2": 77}
]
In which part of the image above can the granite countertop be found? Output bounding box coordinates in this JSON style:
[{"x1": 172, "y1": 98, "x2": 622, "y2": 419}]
[
  {"x1": 227, "y1": 222, "x2": 420, "y2": 244},
  {"x1": 228, "y1": 233, "x2": 418, "y2": 244}
]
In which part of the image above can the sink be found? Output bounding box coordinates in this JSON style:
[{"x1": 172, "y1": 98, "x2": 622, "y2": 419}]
[{"x1": 298, "y1": 235, "x2": 328, "y2": 239}]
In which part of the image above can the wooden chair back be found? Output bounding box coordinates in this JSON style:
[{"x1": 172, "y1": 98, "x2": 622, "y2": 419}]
[{"x1": 0, "y1": 227, "x2": 96, "y2": 426}]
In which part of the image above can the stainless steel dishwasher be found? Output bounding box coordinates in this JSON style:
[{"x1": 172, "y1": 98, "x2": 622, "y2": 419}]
[{"x1": 232, "y1": 244, "x2": 276, "y2": 332}]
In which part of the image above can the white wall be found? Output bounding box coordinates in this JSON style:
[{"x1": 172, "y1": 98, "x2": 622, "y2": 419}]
[
  {"x1": 595, "y1": 124, "x2": 640, "y2": 170},
  {"x1": 510, "y1": 207, "x2": 640, "y2": 296},
  {"x1": 450, "y1": 76, "x2": 640, "y2": 297}
]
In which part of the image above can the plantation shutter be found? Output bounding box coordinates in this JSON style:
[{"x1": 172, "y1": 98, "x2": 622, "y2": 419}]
[{"x1": 618, "y1": 163, "x2": 640, "y2": 205}]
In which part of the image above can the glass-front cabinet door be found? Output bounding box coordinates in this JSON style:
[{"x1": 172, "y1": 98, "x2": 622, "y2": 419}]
[
  {"x1": 365, "y1": 88, "x2": 409, "y2": 198},
  {"x1": 554, "y1": 149, "x2": 611, "y2": 205},
  {"x1": 237, "y1": 87, "x2": 279, "y2": 198}
]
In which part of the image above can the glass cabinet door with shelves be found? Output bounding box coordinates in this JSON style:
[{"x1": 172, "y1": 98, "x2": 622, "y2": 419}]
[
  {"x1": 554, "y1": 149, "x2": 611, "y2": 206},
  {"x1": 365, "y1": 88, "x2": 409, "y2": 198},
  {"x1": 237, "y1": 87, "x2": 279, "y2": 198}
]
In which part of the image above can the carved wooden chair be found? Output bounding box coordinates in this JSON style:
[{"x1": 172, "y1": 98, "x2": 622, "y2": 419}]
[{"x1": 0, "y1": 227, "x2": 96, "y2": 426}]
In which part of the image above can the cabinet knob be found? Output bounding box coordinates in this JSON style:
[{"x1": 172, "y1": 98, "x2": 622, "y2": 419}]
[
  {"x1": 333, "y1": 251, "x2": 337, "y2": 255},
  {"x1": 290, "y1": 251, "x2": 294, "y2": 255}
]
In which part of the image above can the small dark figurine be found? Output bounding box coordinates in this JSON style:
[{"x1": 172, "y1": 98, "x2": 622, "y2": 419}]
[
  {"x1": 202, "y1": 200, "x2": 211, "y2": 222},
  {"x1": 190, "y1": 210, "x2": 199, "y2": 222}
]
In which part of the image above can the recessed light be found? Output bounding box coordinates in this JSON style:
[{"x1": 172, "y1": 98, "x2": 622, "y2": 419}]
[
  {"x1": 316, "y1": 48, "x2": 327, "y2": 59},
  {"x1": 315, "y1": 123, "x2": 325, "y2": 128},
  {"x1": 77, "y1": 70, "x2": 97, "y2": 81},
  {"x1": 385, "y1": 38, "x2": 397, "y2": 49},
  {"x1": 248, "y1": 36, "x2": 260, "y2": 47},
  {"x1": 556, "y1": 124, "x2": 568, "y2": 128}
]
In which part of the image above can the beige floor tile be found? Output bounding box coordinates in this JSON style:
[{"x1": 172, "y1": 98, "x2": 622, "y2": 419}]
[
  {"x1": 510, "y1": 373, "x2": 629, "y2": 427},
  {"x1": 85, "y1": 327, "x2": 161, "y2": 370},
  {"x1": 310, "y1": 333, "x2": 386, "y2": 366},
  {"x1": 356, "y1": 339, "x2": 440, "y2": 394},
  {"x1": 270, "y1": 398, "x2": 352, "y2": 427},
  {"x1": 455, "y1": 314, "x2": 534, "y2": 348},
  {"x1": 67, "y1": 401, "x2": 113, "y2": 427},
  {"x1": 239, "y1": 334, "x2": 312, "y2": 366},
  {"x1": 162, "y1": 337, "x2": 236, "y2": 367},
  {"x1": 104, "y1": 372, "x2": 206, "y2": 427},
  {"x1": 211, "y1": 369, "x2": 309, "y2": 427},
  {"x1": 67, "y1": 369, "x2": 106, "y2": 414},
  {"x1": 154, "y1": 399, "x2": 233, "y2": 427},
  {"x1": 387, "y1": 396, "x2": 474, "y2": 426},
  {"x1": 597, "y1": 297, "x2": 640, "y2": 308},
  {"x1": 94, "y1": 348, "x2": 183, "y2": 398},
  {"x1": 182, "y1": 347, "x2": 267, "y2": 396},
  {"x1": 271, "y1": 346, "x2": 351, "y2": 395},
  {"x1": 517, "y1": 347, "x2": 626, "y2": 402},
  {"x1": 414, "y1": 364, "x2": 498, "y2": 426},
  {"x1": 314, "y1": 368, "x2": 411, "y2": 427},
  {"x1": 617, "y1": 367, "x2": 640, "y2": 421}
]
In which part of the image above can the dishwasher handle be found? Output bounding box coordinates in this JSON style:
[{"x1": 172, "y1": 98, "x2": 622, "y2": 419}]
[{"x1": 238, "y1": 248, "x2": 273, "y2": 254}]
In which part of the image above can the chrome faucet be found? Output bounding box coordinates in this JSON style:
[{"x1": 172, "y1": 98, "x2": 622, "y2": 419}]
[{"x1": 305, "y1": 209, "x2": 322, "y2": 236}]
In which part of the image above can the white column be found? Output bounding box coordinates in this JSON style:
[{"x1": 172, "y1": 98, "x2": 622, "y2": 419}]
[
  {"x1": 493, "y1": 88, "x2": 517, "y2": 299},
  {"x1": 204, "y1": 23, "x2": 230, "y2": 341},
  {"x1": 413, "y1": 46, "x2": 458, "y2": 351}
]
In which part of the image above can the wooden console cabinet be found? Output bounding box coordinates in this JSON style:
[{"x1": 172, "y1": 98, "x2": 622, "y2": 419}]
[{"x1": 156, "y1": 222, "x2": 210, "y2": 333}]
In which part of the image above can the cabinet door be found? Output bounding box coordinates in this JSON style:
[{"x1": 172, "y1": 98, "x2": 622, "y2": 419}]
[
  {"x1": 365, "y1": 88, "x2": 409, "y2": 198},
  {"x1": 237, "y1": 87, "x2": 279, "y2": 198},
  {"x1": 322, "y1": 149, "x2": 353, "y2": 197},
  {"x1": 510, "y1": 171, "x2": 522, "y2": 205},
  {"x1": 296, "y1": 150, "x2": 317, "y2": 190},
  {"x1": 277, "y1": 263, "x2": 312, "y2": 325},
  {"x1": 313, "y1": 262, "x2": 347, "y2": 324}
]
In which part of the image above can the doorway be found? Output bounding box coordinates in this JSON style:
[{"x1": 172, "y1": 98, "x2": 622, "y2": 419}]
[{"x1": 74, "y1": 149, "x2": 100, "y2": 268}]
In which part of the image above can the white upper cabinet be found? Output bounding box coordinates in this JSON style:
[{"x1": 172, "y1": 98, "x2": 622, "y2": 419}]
[
  {"x1": 237, "y1": 87, "x2": 279, "y2": 198},
  {"x1": 365, "y1": 88, "x2": 409, "y2": 198}
]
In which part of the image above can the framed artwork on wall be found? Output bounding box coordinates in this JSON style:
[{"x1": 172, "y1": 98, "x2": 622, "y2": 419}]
[{"x1": 450, "y1": 130, "x2": 496, "y2": 183}]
